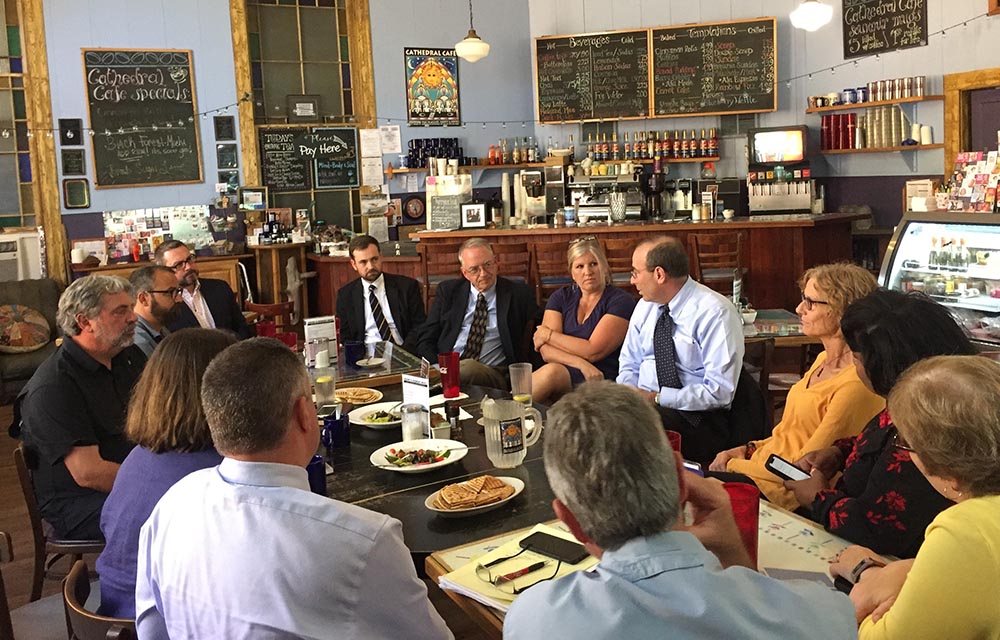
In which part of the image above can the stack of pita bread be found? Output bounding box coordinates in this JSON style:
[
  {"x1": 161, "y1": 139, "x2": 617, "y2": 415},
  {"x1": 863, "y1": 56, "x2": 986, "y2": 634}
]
[{"x1": 432, "y1": 475, "x2": 515, "y2": 510}]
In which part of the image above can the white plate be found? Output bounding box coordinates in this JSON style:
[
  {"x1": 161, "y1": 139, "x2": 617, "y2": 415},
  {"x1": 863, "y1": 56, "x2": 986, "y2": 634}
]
[
  {"x1": 355, "y1": 357, "x2": 386, "y2": 368},
  {"x1": 349, "y1": 401, "x2": 402, "y2": 429},
  {"x1": 425, "y1": 477, "x2": 525, "y2": 518},
  {"x1": 333, "y1": 388, "x2": 383, "y2": 404},
  {"x1": 370, "y1": 439, "x2": 468, "y2": 474}
]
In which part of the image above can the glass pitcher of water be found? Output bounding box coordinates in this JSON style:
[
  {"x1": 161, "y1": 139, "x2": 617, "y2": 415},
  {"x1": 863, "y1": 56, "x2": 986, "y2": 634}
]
[{"x1": 481, "y1": 397, "x2": 543, "y2": 469}]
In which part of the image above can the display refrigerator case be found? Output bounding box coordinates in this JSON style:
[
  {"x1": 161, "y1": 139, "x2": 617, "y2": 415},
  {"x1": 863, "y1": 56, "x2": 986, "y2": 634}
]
[{"x1": 880, "y1": 212, "x2": 1000, "y2": 348}]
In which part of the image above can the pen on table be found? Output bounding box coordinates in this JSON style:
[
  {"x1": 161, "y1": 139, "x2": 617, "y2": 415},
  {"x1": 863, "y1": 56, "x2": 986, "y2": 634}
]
[{"x1": 494, "y1": 561, "x2": 549, "y2": 585}]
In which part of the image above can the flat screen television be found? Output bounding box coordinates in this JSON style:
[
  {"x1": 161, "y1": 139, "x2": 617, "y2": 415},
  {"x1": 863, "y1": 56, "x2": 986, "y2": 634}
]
[{"x1": 748, "y1": 126, "x2": 808, "y2": 165}]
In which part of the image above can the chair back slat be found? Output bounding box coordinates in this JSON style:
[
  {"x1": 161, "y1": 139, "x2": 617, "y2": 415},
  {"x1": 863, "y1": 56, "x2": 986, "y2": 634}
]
[
  {"x1": 417, "y1": 242, "x2": 464, "y2": 308},
  {"x1": 64, "y1": 561, "x2": 136, "y2": 640},
  {"x1": 531, "y1": 241, "x2": 570, "y2": 305}
]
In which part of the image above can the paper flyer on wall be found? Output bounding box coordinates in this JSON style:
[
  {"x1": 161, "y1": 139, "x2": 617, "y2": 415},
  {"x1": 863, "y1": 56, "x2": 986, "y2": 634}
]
[{"x1": 379, "y1": 125, "x2": 402, "y2": 154}]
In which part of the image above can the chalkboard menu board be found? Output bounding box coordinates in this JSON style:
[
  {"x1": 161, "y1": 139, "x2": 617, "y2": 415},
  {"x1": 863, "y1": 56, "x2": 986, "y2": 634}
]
[
  {"x1": 651, "y1": 18, "x2": 776, "y2": 117},
  {"x1": 309, "y1": 127, "x2": 359, "y2": 189},
  {"x1": 842, "y1": 0, "x2": 928, "y2": 59},
  {"x1": 83, "y1": 49, "x2": 202, "y2": 188},
  {"x1": 259, "y1": 128, "x2": 311, "y2": 193},
  {"x1": 535, "y1": 30, "x2": 649, "y2": 123},
  {"x1": 428, "y1": 194, "x2": 463, "y2": 230}
]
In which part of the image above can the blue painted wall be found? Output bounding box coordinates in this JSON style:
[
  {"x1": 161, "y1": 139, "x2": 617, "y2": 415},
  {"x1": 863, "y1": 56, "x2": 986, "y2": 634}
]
[{"x1": 43, "y1": 0, "x2": 240, "y2": 216}]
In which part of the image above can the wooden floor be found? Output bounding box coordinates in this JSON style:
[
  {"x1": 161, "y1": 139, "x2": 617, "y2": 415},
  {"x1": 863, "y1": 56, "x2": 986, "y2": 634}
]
[{"x1": 0, "y1": 402, "x2": 482, "y2": 637}]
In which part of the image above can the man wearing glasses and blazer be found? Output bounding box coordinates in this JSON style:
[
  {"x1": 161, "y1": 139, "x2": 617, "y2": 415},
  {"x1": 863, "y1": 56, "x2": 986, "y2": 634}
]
[
  {"x1": 413, "y1": 237, "x2": 537, "y2": 388},
  {"x1": 154, "y1": 240, "x2": 252, "y2": 339}
]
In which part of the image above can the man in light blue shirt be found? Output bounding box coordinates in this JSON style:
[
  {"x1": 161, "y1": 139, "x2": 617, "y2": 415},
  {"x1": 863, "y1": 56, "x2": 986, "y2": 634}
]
[
  {"x1": 617, "y1": 236, "x2": 756, "y2": 464},
  {"x1": 135, "y1": 338, "x2": 452, "y2": 640},
  {"x1": 503, "y1": 381, "x2": 857, "y2": 640}
]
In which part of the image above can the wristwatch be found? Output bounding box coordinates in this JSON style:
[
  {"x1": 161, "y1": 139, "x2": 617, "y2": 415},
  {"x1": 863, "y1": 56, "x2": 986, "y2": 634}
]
[{"x1": 849, "y1": 557, "x2": 886, "y2": 584}]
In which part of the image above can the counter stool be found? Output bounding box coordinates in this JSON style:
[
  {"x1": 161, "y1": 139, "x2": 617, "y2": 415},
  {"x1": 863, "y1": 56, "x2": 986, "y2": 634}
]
[
  {"x1": 417, "y1": 242, "x2": 464, "y2": 308},
  {"x1": 687, "y1": 231, "x2": 747, "y2": 299},
  {"x1": 531, "y1": 240, "x2": 571, "y2": 306}
]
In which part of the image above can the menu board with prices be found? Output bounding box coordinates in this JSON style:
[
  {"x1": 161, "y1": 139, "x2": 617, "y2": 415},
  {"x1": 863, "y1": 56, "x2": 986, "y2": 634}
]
[
  {"x1": 842, "y1": 0, "x2": 928, "y2": 60},
  {"x1": 535, "y1": 30, "x2": 649, "y2": 123},
  {"x1": 258, "y1": 128, "x2": 312, "y2": 193},
  {"x1": 651, "y1": 18, "x2": 776, "y2": 117}
]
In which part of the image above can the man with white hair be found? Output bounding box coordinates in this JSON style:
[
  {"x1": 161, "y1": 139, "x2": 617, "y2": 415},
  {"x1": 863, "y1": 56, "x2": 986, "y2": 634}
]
[
  {"x1": 16, "y1": 275, "x2": 143, "y2": 539},
  {"x1": 504, "y1": 381, "x2": 857, "y2": 639}
]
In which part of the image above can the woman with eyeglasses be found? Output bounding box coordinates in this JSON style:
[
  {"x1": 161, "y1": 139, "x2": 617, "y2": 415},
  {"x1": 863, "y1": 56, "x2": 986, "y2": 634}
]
[
  {"x1": 531, "y1": 237, "x2": 636, "y2": 403},
  {"x1": 709, "y1": 263, "x2": 883, "y2": 510},
  {"x1": 96, "y1": 328, "x2": 236, "y2": 618},
  {"x1": 829, "y1": 355, "x2": 1000, "y2": 638},
  {"x1": 782, "y1": 290, "x2": 974, "y2": 559}
]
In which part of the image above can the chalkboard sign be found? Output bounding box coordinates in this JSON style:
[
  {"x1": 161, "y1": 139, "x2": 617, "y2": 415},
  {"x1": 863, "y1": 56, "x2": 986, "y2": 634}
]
[
  {"x1": 83, "y1": 49, "x2": 202, "y2": 188},
  {"x1": 651, "y1": 18, "x2": 776, "y2": 117},
  {"x1": 535, "y1": 30, "x2": 649, "y2": 123},
  {"x1": 843, "y1": 0, "x2": 928, "y2": 59},
  {"x1": 311, "y1": 127, "x2": 359, "y2": 189},
  {"x1": 259, "y1": 128, "x2": 312, "y2": 193},
  {"x1": 428, "y1": 194, "x2": 463, "y2": 230}
]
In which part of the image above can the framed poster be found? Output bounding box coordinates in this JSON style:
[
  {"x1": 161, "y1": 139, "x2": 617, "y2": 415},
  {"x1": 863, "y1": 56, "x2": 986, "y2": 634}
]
[
  {"x1": 63, "y1": 179, "x2": 91, "y2": 209},
  {"x1": 461, "y1": 202, "x2": 486, "y2": 228},
  {"x1": 58, "y1": 118, "x2": 83, "y2": 146},
  {"x1": 238, "y1": 185, "x2": 268, "y2": 210},
  {"x1": 287, "y1": 94, "x2": 321, "y2": 123},
  {"x1": 216, "y1": 143, "x2": 239, "y2": 169},
  {"x1": 213, "y1": 115, "x2": 236, "y2": 141},
  {"x1": 61, "y1": 149, "x2": 86, "y2": 176},
  {"x1": 404, "y1": 48, "x2": 460, "y2": 126}
]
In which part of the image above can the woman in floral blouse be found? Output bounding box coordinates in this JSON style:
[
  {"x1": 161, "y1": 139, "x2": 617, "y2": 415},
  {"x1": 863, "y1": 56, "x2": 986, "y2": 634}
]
[{"x1": 783, "y1": 290, "x2": 975, "y2": 558}]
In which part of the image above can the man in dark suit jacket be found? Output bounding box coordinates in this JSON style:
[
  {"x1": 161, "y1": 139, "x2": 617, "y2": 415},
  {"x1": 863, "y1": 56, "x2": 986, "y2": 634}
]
[
  {"x1": 155, "y1": 240, "x2": 252, "y2": 339},
  {"x1": 336, "y1": 235, "x2": 425, "y2": 350},
  {"x1": 414, "y1": 238, "x2": 537, "y2": 388}
]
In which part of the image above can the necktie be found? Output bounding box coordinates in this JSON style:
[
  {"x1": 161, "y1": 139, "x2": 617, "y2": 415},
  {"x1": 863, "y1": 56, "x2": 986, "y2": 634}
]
[
  {"x1": 369, "y1": 284, "x2": 394, "y2": 343},
  {"x1": 653, "y1": 305, "x2": 682, "y2": 390},
  {"x1": 462, "y1": 293, "x2": 488, "y2": 360}
]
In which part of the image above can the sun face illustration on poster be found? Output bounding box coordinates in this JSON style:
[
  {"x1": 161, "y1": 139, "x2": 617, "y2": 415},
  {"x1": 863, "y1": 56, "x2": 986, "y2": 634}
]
[{"x1": 404, "y1": 48, "x2": 460, "y2": 126}]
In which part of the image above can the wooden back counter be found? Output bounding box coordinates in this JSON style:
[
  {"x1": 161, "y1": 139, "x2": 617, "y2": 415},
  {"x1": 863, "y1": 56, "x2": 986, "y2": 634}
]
[{"x1": 307, "y1": 212, "x2": 864, "y2": 315}]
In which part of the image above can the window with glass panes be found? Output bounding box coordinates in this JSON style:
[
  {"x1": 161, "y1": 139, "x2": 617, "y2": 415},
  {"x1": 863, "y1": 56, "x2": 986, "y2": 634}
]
[
  {"x1": 246, "y1": 0, "x2": 359, "y2": 230},
  {"x1": 0, "y1": 0, "x2": 35, "y2": 229}
]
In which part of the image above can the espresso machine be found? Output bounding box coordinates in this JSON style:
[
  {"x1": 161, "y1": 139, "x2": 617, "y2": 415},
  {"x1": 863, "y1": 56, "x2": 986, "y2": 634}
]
[{"x1": 568, "y1": 173, "x2": 644, "y2": 222}]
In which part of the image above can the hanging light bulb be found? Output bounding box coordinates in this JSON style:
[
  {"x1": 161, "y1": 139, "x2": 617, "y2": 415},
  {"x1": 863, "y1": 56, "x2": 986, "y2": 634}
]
[
  {"x1": 790, "y1": 0, "x2": 833, "y2": 32},
  {"x1": 455, "y1": 0, "x2": 490, "y2": 63}
]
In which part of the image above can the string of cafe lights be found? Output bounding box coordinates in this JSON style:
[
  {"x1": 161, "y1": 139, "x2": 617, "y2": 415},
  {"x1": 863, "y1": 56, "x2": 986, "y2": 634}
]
[
  {"x1": 0, "y1": 93, "x2": 253, "y2": 141},
  {"x1": 4, "y1": 12, "x2": 992, "y2": 139}
]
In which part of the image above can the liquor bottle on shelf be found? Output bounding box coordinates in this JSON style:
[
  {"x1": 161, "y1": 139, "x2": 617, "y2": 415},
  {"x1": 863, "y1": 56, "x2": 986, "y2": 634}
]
[
  {"x1": 680, "y1": 130, "x2": 689, "y2": 158},
  {"x1": 526, "y1": 137, "x2": 534, "y2": 163},
  {"x1": 586, "y1": 133, "x2": 594, "y2": 159},
  {"x1": 662, "y1": 130, "x2": 672, "y2": 159},
  {"x1": 568, "y1": 134, "x2": 575, "y2": 162},
  {"x1": 623, "y1": 132, "x2": 631, "y2": 160},
  {"x1": 512, "y1": 137, "x2": 521, "y2": 164},
  {"x1": 709, "y1": 127, "x2": 719, "y2": 157},
  {"x1": 601, "y1": 132, "x2": 610, "y2": 161},
  {"x1": 611, "y1": 132, "x2": 620, "y2": 160},
  {"x1": 672, "y1": 130, "x2": 682, "y2": 158},
  {"x1": 699, "y1": 128, "x2": 708, "y2": 158},
  {"x1": 647, "y1": 131, "x2": 655, "y2": 159},
  {"x1": 652, "y1": 131, "x2": 661, "y2": 159}
]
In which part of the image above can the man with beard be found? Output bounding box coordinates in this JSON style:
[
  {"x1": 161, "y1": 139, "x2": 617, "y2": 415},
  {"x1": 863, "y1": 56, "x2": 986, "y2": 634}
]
[
  {"x1": 336, "y1": 235, "x2": 425, "y2": 349},
  {"x1": 128, "y1": 266, "x2": 182, "y2": 358},
  {"x1": 15, "y1": 275, "x2": 143, "y2": 539},
  {"x1": 154, "y1": 240, "x2": 251, "y2": 339}
]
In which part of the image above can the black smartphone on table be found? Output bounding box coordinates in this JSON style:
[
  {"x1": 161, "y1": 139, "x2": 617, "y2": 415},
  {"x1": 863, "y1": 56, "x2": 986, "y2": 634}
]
[
  {"x1": 519, "y1": 532, "x2": 589, "y2": 564},
  {"x1": 765, "y1": 453, "x2": 811, "y2": 481}
]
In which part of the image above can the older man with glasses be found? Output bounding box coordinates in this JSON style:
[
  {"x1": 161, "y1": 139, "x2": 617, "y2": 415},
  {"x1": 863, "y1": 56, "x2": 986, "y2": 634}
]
[
  {"x1": 154, "y1": 240, "x2": 251, "y2": 339},
  {"x1": 128, "y1": 266, "x2": 183, "y2": 358},
  {"x1": 413, "y1": 237, "x2": 536, "y2": 388}
]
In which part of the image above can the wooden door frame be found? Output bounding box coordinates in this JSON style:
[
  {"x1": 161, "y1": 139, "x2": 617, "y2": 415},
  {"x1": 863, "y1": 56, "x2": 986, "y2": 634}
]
[{"x1": 944, "y1": 67, "x2": 1000, "y2": 177}]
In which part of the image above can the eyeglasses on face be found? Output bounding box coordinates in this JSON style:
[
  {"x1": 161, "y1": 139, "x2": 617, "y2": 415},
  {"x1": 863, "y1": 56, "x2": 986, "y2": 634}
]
[
  {"x1": 800, "y1": 292, "x2": 830, "y2": 311},
  {"x1": 148, "y1": 287, "x2": 183, "y2": 299},
  {"x1": 463, "y1": 258, "x2": 497, "y2": 277},
  {"x1": 891, "y1": 429, "x2": 917, "y2": 453},
  {"x1": 167, "y1": 254, "x2": 196, "y2": 271}
]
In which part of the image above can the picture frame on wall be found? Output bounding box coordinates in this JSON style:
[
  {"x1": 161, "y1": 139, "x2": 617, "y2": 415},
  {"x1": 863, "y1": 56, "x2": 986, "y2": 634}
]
[
  {"x1": 461, "y1": 202, "x2": 486, "y2": 228},
  {"x1": 286, "y1": 94, "x2": 321, "y2": 123},
  {"x1": 58, "y1": 118, "x2": 83, "y2": 146},
  {"x1": 238, "y1": 185, "x2": 268, "y2": 210},
  {"x1": 216, "y1": 143, "x2": 239, "y2": 169},
  {"x1": 218, "y1": 170, "x2": 239, "y2": 195},
  {"x1": 61, "y1": 149, "x2": 86, "y2": 176},
  {"x1": 63, "y1": 178, "x2": 91, "y2": 209},
  {"x1": 404, "y1": 48, "x2": 460, "y2": 126},
  {"x1": 213, "y1": 115, "x2": 236, "y2": 141}
]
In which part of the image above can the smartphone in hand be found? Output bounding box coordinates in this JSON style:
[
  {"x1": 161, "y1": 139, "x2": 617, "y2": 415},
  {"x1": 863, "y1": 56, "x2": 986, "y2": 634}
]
[{"x1": 765, "y1": 453, "x2": 811, "y2": 481}]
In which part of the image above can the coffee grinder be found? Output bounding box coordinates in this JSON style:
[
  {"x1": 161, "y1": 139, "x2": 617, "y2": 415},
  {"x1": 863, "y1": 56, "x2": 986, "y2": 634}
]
[
  {"x1": 662, "y1": 179, "x2": 678, "y2": 218},
  {"x1": 638, "y1": 166, "x2": 667, "y2": 220}
]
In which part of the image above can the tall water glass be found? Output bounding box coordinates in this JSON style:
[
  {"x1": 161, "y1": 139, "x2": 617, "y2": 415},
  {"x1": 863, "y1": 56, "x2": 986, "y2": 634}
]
[
  {"x1": 400, "y1": 404, "x2": 428, "y2": 441},
  {"x1": 509, "y1": 362, "x2": 532, "y2": 406}
]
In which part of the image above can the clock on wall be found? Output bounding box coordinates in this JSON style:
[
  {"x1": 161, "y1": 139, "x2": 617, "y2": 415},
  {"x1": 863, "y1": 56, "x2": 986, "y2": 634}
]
[{"x1": 403, "y1": 195, "x2": 425, "y2": 220}]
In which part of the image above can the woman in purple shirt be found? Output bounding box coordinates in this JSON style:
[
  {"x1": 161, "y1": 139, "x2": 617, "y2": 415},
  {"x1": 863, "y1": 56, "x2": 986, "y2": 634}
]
[
  {"x1": 97, "y1": 328, "x2": 236, "y2": 618},
  {"x1": 532, "y1": 237, "x2": 636, "y2": 403}
]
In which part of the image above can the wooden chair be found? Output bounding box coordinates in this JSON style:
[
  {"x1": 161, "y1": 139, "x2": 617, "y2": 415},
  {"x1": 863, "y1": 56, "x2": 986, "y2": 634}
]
[
  {"x1": 491, "y1": 242, "x2": 532, "y2": 289},
  {"x1": 12, "y1": 446, "x2": 104, "y2": 603},
  {"x1": 601, "y1": 237, "x2": 637, "y2": 294},
  {"x1": 687, "y1": 231, "x2": 747, "y2": 299},
  {"x1": 0, "y1": 532, "x2": 67, "y2": 640},
  {"x1": 744, "y1": 338, "x2": 776, "y2": 430},
  {"x1": 63, "y1": 561, "x2": 135, "y2": 640},
  {"x1": 530, "y1": 240, "x2": 571, "y2": 306},
  {"x1": 245, "y1": 300, "x2": 295, "y2": 335},
  {"x1": 417, "y1": 241, "x2": 464, "y2": 308}
]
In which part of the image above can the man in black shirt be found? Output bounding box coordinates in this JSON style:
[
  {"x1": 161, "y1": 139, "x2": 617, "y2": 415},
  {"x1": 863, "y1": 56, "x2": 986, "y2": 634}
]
[{"x1": 17, "y1": 275, "x2": 144, "y2": 539}]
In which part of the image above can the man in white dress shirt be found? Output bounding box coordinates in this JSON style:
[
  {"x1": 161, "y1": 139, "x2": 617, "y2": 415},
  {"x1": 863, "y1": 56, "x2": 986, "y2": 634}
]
[{"x1": 135, "y1": 337, "x2": 452, "y2": 639}]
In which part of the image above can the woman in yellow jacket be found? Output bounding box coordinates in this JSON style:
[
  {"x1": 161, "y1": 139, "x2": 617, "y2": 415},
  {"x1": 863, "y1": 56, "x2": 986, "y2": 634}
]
[
  {"x1": 709, "y1": 262, "x2": 884, "y2": 510},
  {"x1": 830, "y1": 356, "x2": 1000, "y2": 639}
]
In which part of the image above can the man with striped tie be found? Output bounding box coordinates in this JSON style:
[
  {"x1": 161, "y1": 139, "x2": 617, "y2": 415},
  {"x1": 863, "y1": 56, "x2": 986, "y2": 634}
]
[
  {"x1": 336, "y1": 235, "x2": 426, "y2": 350},
  {"x1": 414, "y1": 238, "x2": 536, "y2": 388}
]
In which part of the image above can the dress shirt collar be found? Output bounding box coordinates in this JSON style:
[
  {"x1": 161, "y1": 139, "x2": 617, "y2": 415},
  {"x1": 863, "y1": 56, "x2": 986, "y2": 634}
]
[
  {"x1": 136, "y1": 315, "x2": 163, "y2": 338},
  {"x1": 664, "y1": 277, "x2": 695, "y2": 316},
  {"x1": 468, "y1": 280, "x2": 497, "y2": 304},
  {"x1": 367, "y1": 273, "x2": 386, "y2": 294},
  {"x1": 180, "y1": 280, "x2": 202, "y2": 304},
  {"x1": 217, "y1": 458, "x2": 310, "y2": 492},
  {"x1": 62, "y1": 334, "x2": 138, "y2": 372},
  {"x1": 599, "y1": 530, "x2": 715, "y2": 581}
]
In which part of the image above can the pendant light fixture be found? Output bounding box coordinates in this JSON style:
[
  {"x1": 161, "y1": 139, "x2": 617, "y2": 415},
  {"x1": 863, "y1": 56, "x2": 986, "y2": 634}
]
[
  {"x1": 455, "y1": 0, "x2": 490, "y2": 63},
  {"x1": 790, "y1": 0, "x2": 833, "y2": 32}
]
